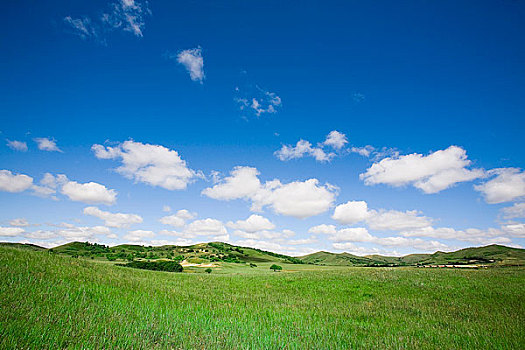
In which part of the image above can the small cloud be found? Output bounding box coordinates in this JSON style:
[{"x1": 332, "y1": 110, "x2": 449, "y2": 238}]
[
  {"x1": 6, "y1": 140, "x2": 28, "y2": 152},
  {"x1": 34, "y1": 138, "x2": 62, "y2": 152},
  {"x1": 64, "y1": 16, "x2": 98, "y2": 40},
  {"x1": 64, "y1": 0, "x2": 151, "y2": 44},
  {"x1": 171, "y1": 47, "x2": 205, "y2": 83},
  {"x1": 235, "y1": 84, "x2": 282, "y2": 118}
]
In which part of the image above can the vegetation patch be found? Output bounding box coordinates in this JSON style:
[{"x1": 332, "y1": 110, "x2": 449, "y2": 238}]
[{"x1": 117, "y1": 260, "x2": 183, "y2": 272}]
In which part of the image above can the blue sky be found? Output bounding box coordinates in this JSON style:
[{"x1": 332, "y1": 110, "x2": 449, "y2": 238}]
[{"x1": 1, "y1": 0, "x2": 524, "y2": 256}]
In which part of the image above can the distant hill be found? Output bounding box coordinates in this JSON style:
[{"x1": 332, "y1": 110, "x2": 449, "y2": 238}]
[
  {"x1": 0, "y1": 242, "x2": 46, "y2": 251},
  {"x1": 299, "y1": 245, "x2": 525, "y2": 267},
  {"x1": 46, "y1": 241, "x2": 303, "y2": 264},
  {"x1": 3, "y1": 241, "x2": 523, "y2": 267}
]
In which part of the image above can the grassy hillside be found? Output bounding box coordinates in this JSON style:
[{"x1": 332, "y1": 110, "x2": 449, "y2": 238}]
[
  {"x1": 0, "y1": 242, "x2": 45, "y2": 251},
  {"x1": 1, "y1": 246, "x2": 524, "y2": 349},
  {"x1": 300, "y1": 244, "x2": 525, "y2": 267},
  {"x1": 47, "y1": 241, "x2": 303, "y2": 265}
]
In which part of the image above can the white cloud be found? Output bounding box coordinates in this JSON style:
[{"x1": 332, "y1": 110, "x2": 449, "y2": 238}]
[
  {"x1": 203, "y1": 166, "x2": 337, "y2": 218},
  {"x1": 323, "y1": 130, "x2": 348, "y2": 150},
  {"x1": 0, "y1": 170, "x2": 33, "y2": 193},
  {"x1": 92, "y1": 141, "x2": 199, "y2": 191},
  {"x1": 502, "y1": 223, "x2": 525, "y2": 238},
  {"x1": 0, "y1": 227, "x2": 25, "y2": 237},
  {"x1": 232, "y1": 229, "x2": 293, "y2": 240},
  {"x1": 202, "y1": 166, "x2": 261, "y2": 200},
  {"x1": 366, "y1": 210, "x2": 432, "y2": 231},
  {"x1": 474, "y1": 168, "x2": 525, "y2": 204},
  {"x1": 275, "y1": 131, "x2": 352, "y2": 162},
  {"x1": 53, "y1": 225, "x2": 112, "y2": 241},
  {"x1": 400, "y1": 225, "x2": 517, "y2": 243},
  {"x1": 185, "y1": 218, "x2": 228, "y2": 239},
  {"x1": 227, "y1": 214, "x2": 275, "y2": 233},
  {"x1": 360, "y1": 146, "x2": 484, "y2": 193},
  {"x1": 175, "y1": 47, "x2": 205, "y2": 83},
  {"x1": 501, "y1": 203, "x2": 525, "y2": 219},
  {"x1": 316, "y1": 225, "x2": 450, "y2": 252},
  {"x1": 64, "y1": 16, "x2": 97, "y2": 40},
  {"x1": 331, "y1": 201, "x2": 371, "y2": 225},
  {"x1": 162, "y1": 205, "x2": 172, "y2": 212},
  {"x1": 6, "y1": 140, "x2": 28, "y2": 152},
  {"x1": 61, "y1": 181, "x2": 117, "y2": 205},
  {"x1": 350, "y1": 146, "x2": 375, "y2": 157},
  {"x1": 102, "y1": 0, "x2": 150, "y2": 37},
  {"x1": 83, "y1": 206, "x2": 142, "y2": 228},
  {"x1": 308, "y1": 224, "x2": 337, "y2": 235},
  {"x1": 274, "y1": 140, "x2": 333, "y2": 162},
  {"x1": 30, "y1": 173, "x2": 67, "y2": 199},
  {"x1": 9, "y1": 218, "x2": 29, "y2": 227},
  {"x1": 65, "y1": 0, "x2": 151, "y2": 43},
  {"x1": 34, "y1": 138, "x2": 62, "y2": 152},
  {"x1": 124, "y1": 229, "x2": 155, "y2": 242},
  {"x1": 235, "y1": 86, "x2": 282, "y2": 117},
  {"x1": 159, "y1": 209, "x2": 197, "y2": 228}
]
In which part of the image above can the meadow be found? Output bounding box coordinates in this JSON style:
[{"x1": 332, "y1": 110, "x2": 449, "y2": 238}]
[{"x1": 1, "y1": 246, "x2": 524, "y2": 349}]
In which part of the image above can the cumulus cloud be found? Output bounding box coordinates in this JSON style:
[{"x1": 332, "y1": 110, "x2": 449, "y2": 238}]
[
  {"x1": 360, "y1": 146, "x2": 484, "y2": 193},
  {"x1": 227, "y1": 214, "x2": 275, "y2": 233},
  {"x1": 202, "y1": 166, "x2": 337, "y2": 218},
  {"x1": 323, "y1": 131, "x2": 348, "y2": 150},
  {"x1": 0, "y1": 170, "x2": 33, "y2": 193},
  {"x1": 185, "y1": 218, "x2": 227, "y2": 236},
  {"x1": 501, "y1": 203, "x2": 525, "y2": 219},
  {"x1": 0, "y1": 227, "x2": 25, "y2": 237},
  {"x1": 92, "y1": 140, "x2": 199, "y2": 190},
  {"x1": 308, "y1": 224, "x2": 337, "y2": 235},
  {"x1": 474, "y1": 168, "x2": 525, "y2": 204},
  {"x1": 44, "y1": 224, "x2": 113, "y2": 242},
  {"x1": 34, "y1": 138, "x2": 62, "y2": 152},
  {"x1": 83, "y1": 206, "x2": 142, "y2": 228},
  {"x1": 124, "y1": 229, "x2": 155, "y2": 242},
  {"x1": 61, "y1": 181, "x2": 117, "y2": 205},
  {"x1": 174, "y1": 47, "x2": 205, "y2": 83},
  {"x1": 331, "y1": 201, "x2": 371, "y2": 225},
  {"x1": 159, "y1": 209, "x2": 197, "y2": 228},
  {"x1": 331, "y1": 201, "x2": 431, "y2": 230},
  {"x1": 275, "y1": 131, "x2": 351, "y2": 162},
  {"x1": 366, "y1": 210, "x2": 432, "y2": 231},
  {"x1": 6, "y1": 140, "x2": 28, "y2": 152},
  {"x1": 162, "y1": 205, "x2": 172, "y2": 212},
  {"x1": 274, "y1": 140, "x2": 333, "y2": 162},
  {"x1": 9, "y1": 218, "x2": 30, "y2": 227},
  {"x1": 400, "y1": 226, "x2": 516, "y2": 245},
  {"x1": 314, "y1": 225, "x2": 450, "y2": 252}
]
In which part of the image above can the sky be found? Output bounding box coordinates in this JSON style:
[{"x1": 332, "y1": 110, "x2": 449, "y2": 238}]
[{"x1": 1, "y1": 0, "x2": 524, "y2": 256}]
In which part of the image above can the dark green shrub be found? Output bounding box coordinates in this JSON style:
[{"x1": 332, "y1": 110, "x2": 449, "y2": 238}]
[
  {"x1": 270, "y1": 264, "x2": 282, "y2": 272},
  {"x1": 118, "y1": 260, "x2": 183, "y2": 272},
  {"x1": 205, "y1": 268, "x2": 212, "y2": 274}
]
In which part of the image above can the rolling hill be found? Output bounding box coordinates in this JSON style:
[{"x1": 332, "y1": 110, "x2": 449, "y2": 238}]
[
  {"x1": 2, "y1": 241, "x2": 523, "y2": 267},
  {"x1": 299, "y1": 244, "x2": 525, "y2": 267}
]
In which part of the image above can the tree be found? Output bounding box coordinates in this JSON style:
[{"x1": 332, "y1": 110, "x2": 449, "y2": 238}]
[
  {"x1": 270, "y1": 264, "x2": 282, "y2": 272},
  {"x1": 249, "y1": 263, "x2": 257, "y2": 268},
  {"x1": 205, "y1": 268, "x2": 212, "y2": 274}
]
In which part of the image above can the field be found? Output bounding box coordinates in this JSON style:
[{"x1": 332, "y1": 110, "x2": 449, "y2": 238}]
[{"x1": 1, "y1": 246, "x2": 524, "y2": 349}]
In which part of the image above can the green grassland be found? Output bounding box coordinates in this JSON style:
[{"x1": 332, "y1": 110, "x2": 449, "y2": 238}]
[{"x1": 1, "y1": 246, "x2": 524, "y2": 349}]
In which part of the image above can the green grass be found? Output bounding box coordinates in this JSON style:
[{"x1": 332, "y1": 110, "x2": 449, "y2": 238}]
[{"x1": 1, "y1": 246, "x2": 524, "y2": 349}]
